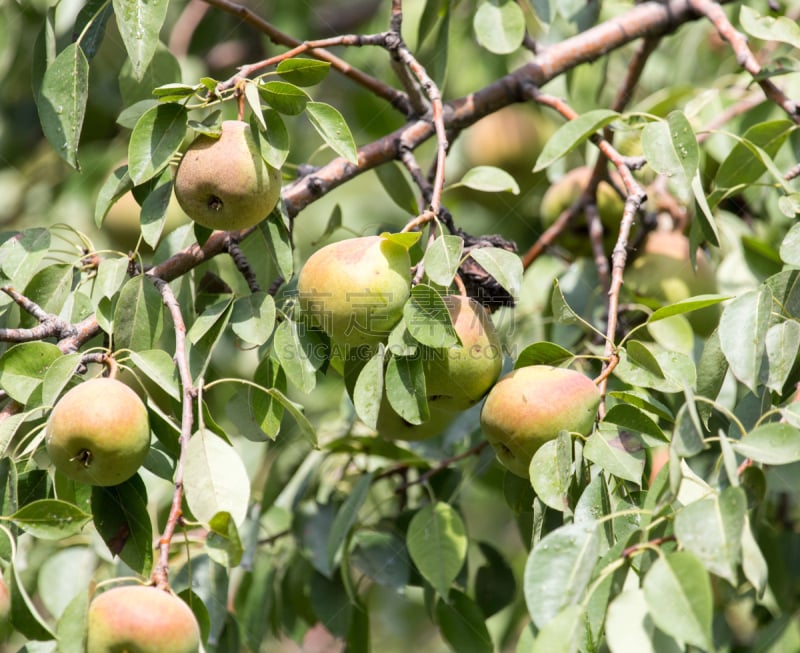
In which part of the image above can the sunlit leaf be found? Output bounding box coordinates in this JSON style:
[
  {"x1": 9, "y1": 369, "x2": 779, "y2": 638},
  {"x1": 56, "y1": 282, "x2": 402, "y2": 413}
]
[
  {"x1": 474, "y1": 0, "x2": 525, "y2": 54},
  {"x1": 38, "y1": 43, "x2": 88, "y2": 169},
  {"x1": 534, "y1": 110, "x2": 619, "y2": 172},
  {"x1": 112, "y1": 0, "x2": 169, "y2": 80},
  {"x1": 642, "y1": 551, "x2": 713, "y2": 651},
  {"x1": 305, "y1": 101, "x2": 358, "y2": 164},
  {"x1": 407, "y1": 502, "x2": 467, "y2": 598}
]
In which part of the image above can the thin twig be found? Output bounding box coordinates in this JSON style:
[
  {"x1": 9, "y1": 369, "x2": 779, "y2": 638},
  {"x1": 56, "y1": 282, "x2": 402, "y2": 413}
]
[
  {"x1": 149, "y1": 276, "x2": 196, "y2": 590},
  {"x1": 689, "y1": 0, "x2": 800, "y2": 124},
  {"x1": 200, "y1": 0, "x2": 411, "y2": 114}
]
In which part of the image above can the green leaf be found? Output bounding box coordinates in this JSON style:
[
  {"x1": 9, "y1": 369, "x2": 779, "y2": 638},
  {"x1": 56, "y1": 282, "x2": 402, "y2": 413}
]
[
  {"x1": 112, "y1": 0, "x2": 169, "y2": 80},
  {"x1": 188, "y1": 298, "x2": 233, "y2": 344},
  {"x1": 352, "y1": 346, "x2": 385, "y2": 429},
  {"x1": 674, "y1": 487, "x2": 746, "y2": 584},
  {"x1": 423, "y1": 235, "x2": 464, "y2": 287},
  {"x1": 648, "y1": 294, "x2": 728, "y2": 323},
  {"x1": 765, "y1": 320, "x2": 800, "y2": 392},
  {"x1": 468, "y1": 247, "x2": 522, "y2": 300},
  {"x1": 672, "y1": 401, "x2": 706, "y2": 457},
  {"x1": 265, "y1": 386, "x2": 316, "y2": 445},
  {"x1": 113, "y1": 275, "x2": 165, "y2": 352},
  {"x1": 274, "y1": 318, "x2": 320, "y2": 394},
  {"x1": 530, "y1": 437, "x2": 571, "y2": 511},
  {"x1": 641, "y1": 111, "x2": 698, "y2": 200},
  {"x1": 403, "y1": 284, "x2": 458, "y2": 348},
  {"x1": 534, "y1": 110, "x2": 619, "y2": 172},
  {"x1": 0, "y1": 228, "x2": 52, "y2": 288},
  {"x1": 207, "y1": 511, "x2": 244, "y2": 568},
  {"x1": 276, "y1": 57, "x2": 331, "y2": 86},
  {"x1": 603, "y1": 404, "x2": 666, "y2": 441},
  {"x1": 74, "y1": 0, "x2": 114, "y2": 60},
  {"x1": 514, "y1": 341, "x2": 574, "y2": 368},
  {"x1": 733, "y1": 423, "x2": 800, "y2": 465},
  {"x1": 740, "y1": 6, "x2": 800, "y2": 49},
  {"x1": 183, "y1": 429, "x2": 251, "y2": 526},
  {"x1": 584, "y1": 426, "x2": 646, "y2": 483},
  {"x1": 524, "y1": 522, "x2": 599, "y2": 628},
  {"x1": 642, "y1": 551, "x2": 713, "y2": 651},
  {"x1": 95, "y1": 165, "x2": 133, "y2": 228},
  {"x1": 55, "y1": 587, "x2": 90, "y2": 653},
  {"x1": 531, "y1": 604, "x2": 583, "y2": 653},
  {"x1": 718, "y1": 288, "x2": 772, "y2": 393},
  {"x1": 9, "y1": 559, "x2": 55, "y2": 640},
  {"x1": 91, "y1": 476, "x2": 153, "y2": 575},
  {"x1": 406, "y1": 502, "x2": 468, "y2": 598},
  {"x1": 473, "y1": 0, "x2": 525, "y2": 55},
  {"x1": 257, "y1": 109, "x2": 290, "y2": 169},
  {"x1": 605, "y1": 589, "x2": 658, "y2": 653},
  {"x1": 7, "y1": 499, "x2": 91, "y2": 540},
  {"x1": 780, "y1": 221, "x2": 800, "y2": 266},
  {"x1": 714, "y1": 120, "x2": 793, "y2": 190},
  {"x1": 128, "y1": 349, "x2": 180, "y2": 400},
  {"x1": 741, "y1": 515, "x2": 768, "y2": 598},
  {"x1": 139, "y1": 170, "x2": 173, "y2": 247},
  {"x1": 261, "y1": 211, "x2": 294, "y2": 281},
  {"x1": 244, "y1": 81, "x2": 264, "y2": 130},
  {"x1": 127, "y1": 102, "x2": 187, "y2": 185},
  {"x1": 375, "y1": 162, "x2": 418, "y2": 215},
  {"x1": 435, "y1": 590, "x2": 494, "y2": 653},
  {"x1": 258, "y1": 80, "x2": 309, "y2": 115},
  {"x1": 474, "y1": 542, "x2": 516, "y2": 618},
  {"x1": 385, "y1": 354, "x2": 428, "y2": 425},
  {"x1": 231, "y1": 292, "x2": 276, "y2": 346},
  {"x1": 41, "y1": 352, "x2": 81, "y2": 407},
  {"x1": 305, "y1": 101, "x2": 358, "y2": 164},
  {"x1": 327, "y1": 472, "x2": 374, "y2": 571},
  {"x1": 454, "y1": 165, "x2": 520, "y2": 194},
  {"x1": 351, "y1": 531, "x2": 410, "y2": 589},
  {"x1": 0, "y1": 342, "x2": 61, "y2": 404},
  {"x1": 381, "y1": 231, "x2": 422, "y2": 250},
  {"x1": 38, "y1": 42, "x2": 89, "y2": 169}
]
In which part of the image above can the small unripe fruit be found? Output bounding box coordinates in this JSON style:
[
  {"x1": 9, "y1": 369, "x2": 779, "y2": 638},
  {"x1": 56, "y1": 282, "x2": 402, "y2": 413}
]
[
  {"x1": 86, "y1": 585, "x2": 201, "y2": 653},
  {"x1": 480, "y1": 365, "x2": 600, "y2": 477},
  {"x1": 423, "y1": 295, "x2": 503, "y2": 412},
  {"x1": 174, "y1": 120, "x2": 281, "y2": 231},
  {"x1": 539, "y1": 166, "x2": 625, "y2": 256},
  {"x1": 625, "y1": 230, "x2": 719, "y2": 336},
  {"x1": 46, "y1": 378, "x2": 150, "y2": 487},
  {"x1": 297, "y1": 235, "x2": 411, "y2": 363}
]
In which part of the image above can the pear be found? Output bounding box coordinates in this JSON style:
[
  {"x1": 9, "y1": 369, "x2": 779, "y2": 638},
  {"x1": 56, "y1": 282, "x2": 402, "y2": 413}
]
[
  {"x1": 423, "y1": 295, "x2": 503, "y2": 412},
  {"x1": 480, "y1": 365, "x2": 600, "y2": 477},
  {"x1": 539, "y1": 166, "x2": 626, "y2": 257},
  {"x1": 297, "y1": 235, "x2": 411, "y2": 366},
  {"x1": 86, "y1": 585, "x2": 200, "y2": 653},
  {"x1": 46, "y1": 378, "x2": 150, "y2": 487},
  {"x1": 174, "y1": 120, "x2": 281, "y2": 231},
  {"x1": 625, "y1": 230, "x2": 719, "y2": 336}
]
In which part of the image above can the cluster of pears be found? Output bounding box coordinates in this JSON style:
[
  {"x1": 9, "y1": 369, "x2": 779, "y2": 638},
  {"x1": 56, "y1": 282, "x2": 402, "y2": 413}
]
[
  {"x1": 86, "y1": 584, "x2": 201, "y2": 653},
  {"x1": 296, "y1": 235, "x2": 503, "y2": 440},
  {"x1": 174, "y1": 120, "x2": 282, "y2": 231},
  {"x1": 46, "y1": 377, "x2": 151, "y2": 487}
]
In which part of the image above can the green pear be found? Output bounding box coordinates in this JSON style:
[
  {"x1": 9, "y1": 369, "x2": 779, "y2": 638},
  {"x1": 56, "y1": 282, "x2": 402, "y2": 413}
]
[
  {"x1": 625, "y1": 230, "x2": 719, "y2": 336},
  {"x1": 423, "y1": 295, "x2": 503, "y2": 412},
  {"x1": 86, "y1": 585, "x2": 200, "y2": 653},
  {"x1": 539, "y1": 166, "x2": 625, "y2": 257},
  {"x1": 297, "y1": 235, "x2": 411, "y2": 366},
  {"x1": 174, "y1": 120, "x2": 281, "y2": 231},
  {"x1": 46, "y1": 378, "x2": 150, "y2": 486},
  {"x1": 480, "y1": 365, "x2": 600, "y2": 477}
]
